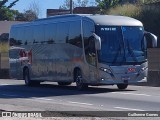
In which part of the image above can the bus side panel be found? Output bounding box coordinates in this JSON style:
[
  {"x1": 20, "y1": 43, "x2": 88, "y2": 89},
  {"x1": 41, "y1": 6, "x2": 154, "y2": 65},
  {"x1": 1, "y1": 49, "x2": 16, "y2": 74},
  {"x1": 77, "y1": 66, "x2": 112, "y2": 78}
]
[{"x1": 30, "y1": 44, "x2": 81, "y2": 82}]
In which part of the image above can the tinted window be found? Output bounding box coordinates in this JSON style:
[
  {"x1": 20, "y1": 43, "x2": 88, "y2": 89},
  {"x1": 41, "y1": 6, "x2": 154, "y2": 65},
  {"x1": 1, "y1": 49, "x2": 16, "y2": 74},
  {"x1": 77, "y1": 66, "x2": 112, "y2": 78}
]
[
  {"x1": 33, "y1": 25, "x2": 45, "y2": 44},
  {"x1": 10, "y1": 27, "x2": 18, "y2": 46},
  {"x1": 44, "y1": 23, "x2": 57, "y2": 44},
  {"x1": 10, "y1": 27, "x2": 17, "y2": 40},
  {"x1": 83, "y1": 20, "x2": 95, "y2": 49},
  {"x1": 68, "y1": 21, "x2": 82, "y2": 48},
  {"x1": 83, "y1": 20, "x2": 96, "y2": 65},
  {"x1": 10, "y1": 27, "x2": 25, "y2": 46},
  {"x1": 16, "y1": 27, "x2": 25, "y2": 45},
  {"x1": 96, "y1": 26, "x2": 146, "y2": 65},
  {"x1": 56, "y1": 22, "x2": 69, "y2": 43},
  {"x1": 24, "y1": 26, "x2": 33, "y2": 45}
]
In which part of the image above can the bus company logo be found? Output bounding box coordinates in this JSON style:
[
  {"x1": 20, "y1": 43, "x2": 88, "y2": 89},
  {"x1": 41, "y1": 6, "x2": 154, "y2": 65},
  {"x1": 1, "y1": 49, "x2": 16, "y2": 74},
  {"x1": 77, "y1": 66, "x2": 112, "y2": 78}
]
[{"x1": 2, "y1": 112, "x2": 12, "y2": 117}]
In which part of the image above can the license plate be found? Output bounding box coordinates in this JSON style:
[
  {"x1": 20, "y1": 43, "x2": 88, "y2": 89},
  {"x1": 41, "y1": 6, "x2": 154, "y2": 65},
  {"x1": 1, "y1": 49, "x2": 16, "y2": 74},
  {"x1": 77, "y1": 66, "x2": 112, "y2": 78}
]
[{"x1": 121, "y1": 76, "x2": 130, "y2": 81}]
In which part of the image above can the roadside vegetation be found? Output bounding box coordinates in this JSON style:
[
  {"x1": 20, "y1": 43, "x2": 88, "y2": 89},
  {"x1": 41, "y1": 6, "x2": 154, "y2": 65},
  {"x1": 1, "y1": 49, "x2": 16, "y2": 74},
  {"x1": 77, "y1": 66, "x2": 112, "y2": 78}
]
[{"x1": 106, "y1": 3, "x2": 160, "y2": 47}]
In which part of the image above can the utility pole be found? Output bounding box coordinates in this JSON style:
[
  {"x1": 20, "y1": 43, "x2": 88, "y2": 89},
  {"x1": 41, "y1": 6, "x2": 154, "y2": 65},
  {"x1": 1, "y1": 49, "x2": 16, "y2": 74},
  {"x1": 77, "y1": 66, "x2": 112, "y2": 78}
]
[{"x1": 70, "y1": 0, "x2": 73, "y2": 14}]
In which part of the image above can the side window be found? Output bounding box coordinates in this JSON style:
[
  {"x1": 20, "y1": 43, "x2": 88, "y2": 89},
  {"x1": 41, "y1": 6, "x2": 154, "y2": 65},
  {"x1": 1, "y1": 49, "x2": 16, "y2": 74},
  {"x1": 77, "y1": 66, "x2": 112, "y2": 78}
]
[
  {"x1": 10, "y1": 27, "x2": 25, "y2": 46},
  {"x1": 16, "y1": 27, "x2": 24, "y2": 45},
  {"x1": 44, "y1": 23, "x2": 57, "y2": 44},
  {"x1": 83, "y1": 20, "x2": 96, "y2": 66},
  {"x1": 33, "y1": 25, "x2": 45, "y2": 44},
  {"x1": 10, "y1": 27, "x2": 18, "y2": 46},
  {"x1": 56, "y1": 22, "x2": 69, "y2": 43},
  {"x1": 24, "y1": 26, "x2": 33, "y2": 45},
  {"x1": 83, "y1": 20, "x2": 95, "y2": 46},
  {"x1": 68, "y1": 21, "x2": 82, "y2": 48}
]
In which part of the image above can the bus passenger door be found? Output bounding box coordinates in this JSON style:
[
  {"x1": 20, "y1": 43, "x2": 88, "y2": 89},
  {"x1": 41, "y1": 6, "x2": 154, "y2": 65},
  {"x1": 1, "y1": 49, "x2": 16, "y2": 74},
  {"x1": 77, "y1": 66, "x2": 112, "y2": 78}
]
[
  {"x1": 83, "y1": 20, "x2": 99, "y2": 83},
  {"x1": 85, "y1": 37, "x2": 98, "y2": 82}
]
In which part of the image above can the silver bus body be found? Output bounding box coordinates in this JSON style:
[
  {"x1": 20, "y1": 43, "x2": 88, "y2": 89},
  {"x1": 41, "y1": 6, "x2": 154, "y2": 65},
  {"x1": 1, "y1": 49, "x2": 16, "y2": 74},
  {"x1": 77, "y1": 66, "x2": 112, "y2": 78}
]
[{"x1": 9, "y1": 14, "x2": 152, "y2": 89}]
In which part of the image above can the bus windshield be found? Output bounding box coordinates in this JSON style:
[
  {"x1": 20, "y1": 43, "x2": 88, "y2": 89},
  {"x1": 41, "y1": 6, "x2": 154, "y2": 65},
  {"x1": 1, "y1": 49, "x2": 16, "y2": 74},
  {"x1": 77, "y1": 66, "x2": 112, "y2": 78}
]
[{"x1": 96, "y1": 26, "x2": 147, "y2": 65}]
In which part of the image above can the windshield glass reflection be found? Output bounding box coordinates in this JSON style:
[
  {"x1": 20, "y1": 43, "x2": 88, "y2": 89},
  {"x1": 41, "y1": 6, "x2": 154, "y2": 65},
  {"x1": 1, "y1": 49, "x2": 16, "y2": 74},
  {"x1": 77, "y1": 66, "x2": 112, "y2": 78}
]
[{"x1": 96, "y1": 26, "x2": 147, "y2": 65}]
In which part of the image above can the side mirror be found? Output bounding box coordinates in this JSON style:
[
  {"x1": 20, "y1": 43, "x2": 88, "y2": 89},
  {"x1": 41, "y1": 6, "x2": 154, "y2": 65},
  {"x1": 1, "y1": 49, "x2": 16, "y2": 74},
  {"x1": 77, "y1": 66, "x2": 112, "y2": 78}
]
[
  {"x1": 144, "y1": 31, "x2": 157, "y2": 48},
  {"x1": 93, "y1": 33, "x2": 101, "y2": 50}
]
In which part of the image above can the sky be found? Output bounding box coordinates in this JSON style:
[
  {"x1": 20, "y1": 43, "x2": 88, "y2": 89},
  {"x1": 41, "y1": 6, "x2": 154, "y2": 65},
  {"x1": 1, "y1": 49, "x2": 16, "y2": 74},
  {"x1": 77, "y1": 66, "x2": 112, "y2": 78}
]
[{"x1": 6, "y1": 0, "x2": 96, "y2": 18}]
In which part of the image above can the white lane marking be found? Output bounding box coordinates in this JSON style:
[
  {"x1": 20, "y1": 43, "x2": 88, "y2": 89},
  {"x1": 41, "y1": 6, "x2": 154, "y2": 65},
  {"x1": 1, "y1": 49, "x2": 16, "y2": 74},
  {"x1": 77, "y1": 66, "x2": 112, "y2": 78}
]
[
  {"x1": 1, "y1": 93, "x2": 20, "y2": 97},
  {"x1": 31, "y1": 98, "x2": 93, "y2": 106},
  {"x1": 32, "y1": 97, "x2": 52, "y2": 101},
  {"x1": 112, "y1": 92, "x2": 151, "y2": 97},
  {"x1": 0, "y1": 84, "x2": 9, "y2": 86},
  {"x1": 68, "y1": 101, "x2": 93, "y2": 106},
  {"x1": 114, "y1": 107, "x2": 145, "y2": 111}
]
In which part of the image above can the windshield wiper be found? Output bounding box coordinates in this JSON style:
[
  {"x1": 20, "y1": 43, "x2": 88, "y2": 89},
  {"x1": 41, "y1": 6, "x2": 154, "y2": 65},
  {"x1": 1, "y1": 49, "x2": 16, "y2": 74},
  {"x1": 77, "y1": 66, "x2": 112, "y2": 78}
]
[{"x1": 126, "y1": 39, "x2": 138, "y2": 63}]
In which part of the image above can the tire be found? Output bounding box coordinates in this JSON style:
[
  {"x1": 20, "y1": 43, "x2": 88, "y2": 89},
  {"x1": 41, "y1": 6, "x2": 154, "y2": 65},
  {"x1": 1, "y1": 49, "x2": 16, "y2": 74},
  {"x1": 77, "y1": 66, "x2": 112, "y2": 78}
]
[
  {"x1": 24, "y1": 69, "x2": 40, "y2": 86},
  {"x1": 58, "y1": 82, "x2": 72, "y2": 86},
  {"x1": 117, "y1": 84, "x2": 128, "y2": 90},
  {"x1": 75, "y1": 70, "x2": 88, "y2": 90}
]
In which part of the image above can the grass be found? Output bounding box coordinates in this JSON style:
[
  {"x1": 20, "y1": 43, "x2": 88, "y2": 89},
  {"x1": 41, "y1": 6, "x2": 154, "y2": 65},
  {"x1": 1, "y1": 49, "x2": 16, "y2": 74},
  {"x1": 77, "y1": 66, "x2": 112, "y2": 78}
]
[
  {"x1": 106, "y1": 4, "x2": 141, "y2": 17},
  {"x1": 0, "y1": 42, "x2": 9, "y2": 53},
  {"x1": 105, "y1": 4, "x2": 160, "y2": 47}
]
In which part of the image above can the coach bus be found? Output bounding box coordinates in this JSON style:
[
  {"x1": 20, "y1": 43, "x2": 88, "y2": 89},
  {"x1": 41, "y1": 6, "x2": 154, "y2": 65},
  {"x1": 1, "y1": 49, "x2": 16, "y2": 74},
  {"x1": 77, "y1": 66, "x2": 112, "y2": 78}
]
[{"x1": 9, "y1": 14, "x2": 157, "y2": 90}]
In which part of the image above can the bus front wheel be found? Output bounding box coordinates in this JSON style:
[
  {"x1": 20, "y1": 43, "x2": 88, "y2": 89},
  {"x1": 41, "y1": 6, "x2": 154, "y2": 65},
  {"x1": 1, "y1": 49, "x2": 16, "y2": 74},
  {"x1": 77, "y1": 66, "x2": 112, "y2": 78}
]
[
  {"x1": 58, "y1": 82, "x2": 72, "y2": 86},
  {"x1": 117, "y1": 84, "x2": 128, "y2": 90},
  {"x1": 75, "y1": 70, "x2": 88, "y2": 90}
]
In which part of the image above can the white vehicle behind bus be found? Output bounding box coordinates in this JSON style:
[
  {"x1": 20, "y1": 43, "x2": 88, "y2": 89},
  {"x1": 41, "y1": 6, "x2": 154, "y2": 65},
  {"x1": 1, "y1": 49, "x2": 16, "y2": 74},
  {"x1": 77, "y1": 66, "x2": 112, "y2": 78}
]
[{"x1": 9, "y1": 14, "x2": 157, "y2": 90}]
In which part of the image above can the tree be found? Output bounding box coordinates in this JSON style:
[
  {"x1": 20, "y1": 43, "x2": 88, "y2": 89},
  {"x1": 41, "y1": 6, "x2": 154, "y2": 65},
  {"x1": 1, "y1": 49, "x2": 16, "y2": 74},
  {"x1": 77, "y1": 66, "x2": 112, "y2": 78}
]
[
  {"x1": 28, "y1": 1, "x2": 41, "y2": 18},
  {"x1": 23, "y1": 10, "x2": 38, "y2": 21},
  {"x1": 0, "y1": 0, "x2": 20, "y2": 20},
  {"x1": 77, "y1": 0, "x2": 89, "y2": 7},
  {"x1": 0, "y1": 0, "x2": 8, "y2": 8},
  {"x1": 7, "y1": 0, "x2": 19, "y2": 9},
  {"x1": 59, "y1": 0, "x2": 73, "y2": 10},
  {"x1": 15, "y1": 12, "x2": 28, "y2": 21},
  {"x1": 15, "y1": 9, "x2": 38, "y2": 21},
  {"x1": 96, "y1": 0, "x2": 120, "y2": 10},
  {"x1": 15, "y1": 1, "x2": 41, "y2": 21},
  {"x1": 60, "y1": 0, "x2": 89, "y2": 9},
  {"x1": 120, "y1": 0, "x2": 144, "y2": 4},
  {"x1": 0, "y1": 0, "x2": 19, "y2": 9},
  {"x1": 95, "y1": 0, "x2": 147, "y2": 13}
]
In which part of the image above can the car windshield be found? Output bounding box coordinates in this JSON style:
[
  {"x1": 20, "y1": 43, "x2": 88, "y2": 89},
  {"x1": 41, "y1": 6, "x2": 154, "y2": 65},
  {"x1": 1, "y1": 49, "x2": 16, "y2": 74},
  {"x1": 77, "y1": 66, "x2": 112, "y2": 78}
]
[{"x1": 96, "y1": 26, "x2": 147, "y2": 65}]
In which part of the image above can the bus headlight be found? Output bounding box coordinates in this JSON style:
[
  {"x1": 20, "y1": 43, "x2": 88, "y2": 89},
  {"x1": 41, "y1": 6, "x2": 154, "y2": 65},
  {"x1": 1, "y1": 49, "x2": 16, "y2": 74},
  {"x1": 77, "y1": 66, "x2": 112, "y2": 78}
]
[{"x1": 100, "y1": 67, "x2": 112, "y2": 74}]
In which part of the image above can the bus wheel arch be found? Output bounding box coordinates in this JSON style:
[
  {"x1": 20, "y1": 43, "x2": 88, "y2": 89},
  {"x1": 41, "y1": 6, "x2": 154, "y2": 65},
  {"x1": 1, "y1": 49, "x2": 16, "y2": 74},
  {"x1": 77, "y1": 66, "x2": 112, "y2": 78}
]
[
  {"x1": 23, "y1": 67, "x2": 40, "y2": 86},
  {"x1": 73, "y1": 67, "x2": 88, "y2": 90},
  {"x1": 58, "y1": 82, "x2": 72, "y2": 86},
  {"x1": 117, "y1": 84, "x2": 128, "y2": 90},
  {"x1": 23, "y1": 67, "x2": 28, "y2": 79},
  {"x1": 23, "y1": 67, "x2": 31, "y2": 86}
]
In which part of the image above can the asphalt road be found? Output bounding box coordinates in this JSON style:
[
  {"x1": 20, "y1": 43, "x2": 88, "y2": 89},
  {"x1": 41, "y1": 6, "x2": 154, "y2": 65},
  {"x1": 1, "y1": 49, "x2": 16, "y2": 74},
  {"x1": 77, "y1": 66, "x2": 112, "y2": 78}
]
[{"x1": 0, "y1": 79, "x2": 160, "y2": 118}]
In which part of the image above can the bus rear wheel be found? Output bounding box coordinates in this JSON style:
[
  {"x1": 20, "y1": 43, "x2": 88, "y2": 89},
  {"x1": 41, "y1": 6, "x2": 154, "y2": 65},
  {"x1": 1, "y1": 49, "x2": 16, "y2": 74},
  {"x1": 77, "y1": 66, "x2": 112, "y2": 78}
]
[
  {"x1": 117, "y1": 84, "x2": 128, "y2": 90},
  {"x1": 58, "y1": 82, "x2": 72, "y2": 86},
  {"x1": 24, "y1": 69, "x2": 40, "y2": 86},
  {"x1": 75, "y1": 70, "x2": 88, "y2": 90}
]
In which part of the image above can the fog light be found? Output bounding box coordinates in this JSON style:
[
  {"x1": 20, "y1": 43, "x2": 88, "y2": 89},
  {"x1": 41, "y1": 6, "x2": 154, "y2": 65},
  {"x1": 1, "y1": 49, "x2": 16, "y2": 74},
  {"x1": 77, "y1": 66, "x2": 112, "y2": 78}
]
[{"x1": 101, "y1": 78, "x2": 104, "y2": 81}]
